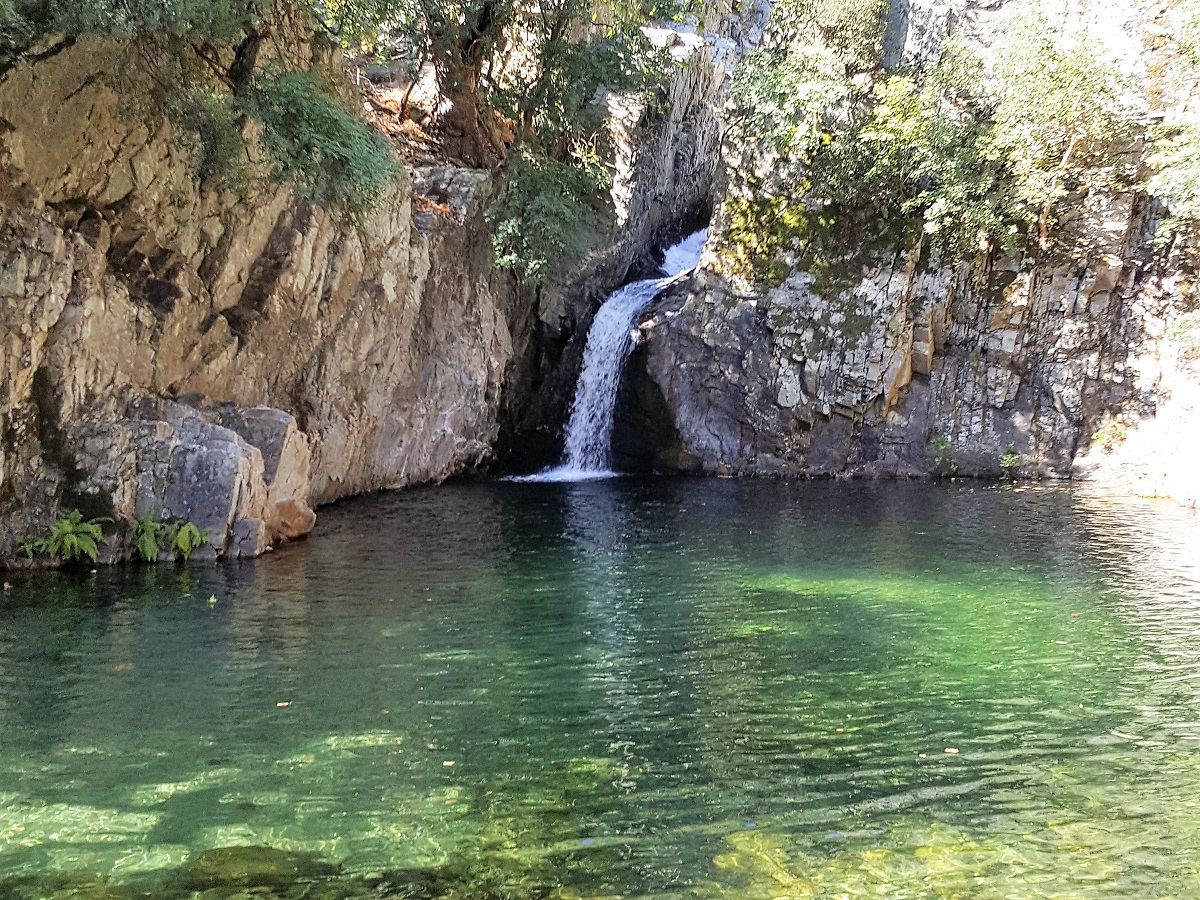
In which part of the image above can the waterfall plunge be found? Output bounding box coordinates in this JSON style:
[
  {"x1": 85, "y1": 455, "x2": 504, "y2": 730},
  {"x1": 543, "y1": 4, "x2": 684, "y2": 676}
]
[{"x1": 516, "y1": 230, "x2": 707, "y2": 483}]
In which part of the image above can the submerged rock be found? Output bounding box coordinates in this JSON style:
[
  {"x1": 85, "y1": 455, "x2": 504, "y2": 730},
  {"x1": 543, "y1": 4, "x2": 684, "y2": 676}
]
[
  {"x1": 0, "y1": 872, "x2": 142, "y2": 900},
  {"x1": 186, "y1": 846, "x2": 339, "y2": 891}
]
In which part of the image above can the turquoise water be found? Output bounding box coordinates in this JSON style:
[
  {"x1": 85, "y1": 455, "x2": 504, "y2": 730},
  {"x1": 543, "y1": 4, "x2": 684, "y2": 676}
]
[{"x1": 1, "y1": 480, "x2": 1199, "y2": 898}]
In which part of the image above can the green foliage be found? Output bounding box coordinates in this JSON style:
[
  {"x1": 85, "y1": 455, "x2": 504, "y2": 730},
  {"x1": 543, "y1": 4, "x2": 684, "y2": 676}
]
[
  {"x1": 493, "y1": 0, "x2": 665, "y2": 142},
  {"x1": 1000, "y1": 443, "x2": 1019, "y2": 481},
  {"x1": 49, "y1": 511, "x2": 105, "y2": 563},
  {"x1": 988, "y1": 12, "x2": 1135, "y2": 241},
  {"x1": 854, "y1": 55, "x2": 1025, "y2": 258},
  {"x1": 131, "y1": 510, "x2": 167, "y2": 563},
  {"x1": 129, "y1": 511, "x2": 209, "y2": 563},
  {"x1": 723, "y1": 5, "x2": 1137, "y2": 286},
  {"x1": 0, "y1": 0, "x2": 265, "y2": 55},
  {"x1": 17, "y1": 537, "x2": 46, "y2": 560},
  {"x1": 487, "y1": 145, "x2": 609, "y2": 282},
  {"x1": 1148, "y1": 112, "x2": 1200, "y2": 231},
  {"x1": 166, "y1": 521, "x2": 210, "y2": 561},
  {"x1": 19, "y1": 510, "x2": 107, "y2": 563},
  {"x1": 1147, "y1": 0, "x2": 1200, "y2": 236},
  {"x1": 727, "y1": 41, "x2": 851, "y2": 161},
  {"x1": 771, "y1": 0, "x2": 889, "y2": 73},
  {"x1": 930, "y1": 435, "x2": 957, "y2": 477},
  {"x1": 724, "y1": 40, "x2": 1022, "y2": 283},
  {"x1": 306, "y1": 0, "x2": 409, "y2": 54},
  {"x1": 238, "y1": 67, "x2": 402, "y2": 214}
]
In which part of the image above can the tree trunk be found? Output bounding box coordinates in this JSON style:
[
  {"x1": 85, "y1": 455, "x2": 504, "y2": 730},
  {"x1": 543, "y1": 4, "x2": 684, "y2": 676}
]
[{"x1": 428, "y1": 0, "x2": 511, "y2": 169}]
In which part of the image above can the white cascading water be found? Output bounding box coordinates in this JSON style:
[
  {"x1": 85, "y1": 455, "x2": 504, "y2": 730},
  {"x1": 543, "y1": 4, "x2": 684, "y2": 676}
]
[{"x1": 517, "y1": 229, "x2": 707, "y2": 483}]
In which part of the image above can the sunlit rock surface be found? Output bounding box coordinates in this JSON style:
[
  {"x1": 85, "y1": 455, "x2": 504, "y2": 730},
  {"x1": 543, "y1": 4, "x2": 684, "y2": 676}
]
[
  {"x1": 635, "y1": 0, "x2": 1200, "y2": 505},
  {"x1": 0, "y1": 15, "x2": 518, "y2": 559}
]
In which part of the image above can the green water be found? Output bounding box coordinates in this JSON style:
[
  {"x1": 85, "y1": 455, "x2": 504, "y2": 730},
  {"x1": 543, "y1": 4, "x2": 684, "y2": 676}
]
[{"x1": 2, "y1": 480, "x2": 1199, "y2": 898}]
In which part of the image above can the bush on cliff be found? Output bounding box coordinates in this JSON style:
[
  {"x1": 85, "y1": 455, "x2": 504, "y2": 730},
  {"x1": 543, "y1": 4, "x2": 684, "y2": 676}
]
[
  {"x1": 307, "y1": 0, "x2": 669, "y2": 281},
  {"x1": 723, "y1": 2, "x2": 1138, "y2": 286},
  {"x1": 238, "y1": 67, "x2": 401, "y2": 213},
  {"x1": 0, "y1": 0, "x2": 401, "y2": 215},
  {"x1": 1147, "y1": 0, "x2": 1200, "y2": 238}
]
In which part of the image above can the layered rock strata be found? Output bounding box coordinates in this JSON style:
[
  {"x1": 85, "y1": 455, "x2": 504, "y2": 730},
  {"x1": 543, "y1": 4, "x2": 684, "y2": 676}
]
[
  {"x1": 0, "y1": 20, "x2": 517, "y2": 560},
  {"x1": 631, "y1": 0, "x2": 1200, "y2": 507}
]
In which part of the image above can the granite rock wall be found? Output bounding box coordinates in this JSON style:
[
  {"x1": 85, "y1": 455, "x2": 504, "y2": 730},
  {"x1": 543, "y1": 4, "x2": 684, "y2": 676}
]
[
  {"x1": 631, "y1": 0, "x2": 1200, "y2": 507},
  {"x1": 0, "y1": 15, "x2": 518, "y2": 561}
]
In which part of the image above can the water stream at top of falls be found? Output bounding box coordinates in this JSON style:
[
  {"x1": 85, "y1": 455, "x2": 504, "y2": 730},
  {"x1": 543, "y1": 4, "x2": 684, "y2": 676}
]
[{"x1": 516, "y1": 229, "x2": 707, "y2": 483}]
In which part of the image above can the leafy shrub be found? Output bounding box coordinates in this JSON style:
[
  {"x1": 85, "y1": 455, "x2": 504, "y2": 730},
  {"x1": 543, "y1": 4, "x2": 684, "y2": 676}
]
[
  {"x1": 987, "y1": 12, "x2": 1135, "y2": 246},
  {"x1": 930, "y1": 435, "x2": 957, "y2": 477},
  {"x1": 486, "y1": 145, "x2": 610, "y2": 283},
  {"x1": 1147, "y1": 0, "x2": 1200, "y2": 236},
  {"x1": 722, "y1": 4, "x2": 1138, "y2": 286},
  {"x1": 1000, "y1": 443, "x2": 1019, "y2": 481},
  {"x1": 238, "y1": 67, "x2": 402, "y2": 215},
  {"x1": 0, "y1": 0, "x2": 266, "y2": 55}
]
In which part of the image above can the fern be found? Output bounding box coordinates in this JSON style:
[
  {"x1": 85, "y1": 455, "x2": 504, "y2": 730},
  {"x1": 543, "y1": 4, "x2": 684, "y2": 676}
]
[
  {"x1": 45, "y1": 511, "x2": 106, "y2": 563},
  {"x1": 18, "y1": 538, "x2": 48, "y2": 560},
  {"x1": 131, "y1": 510, "x2": 166, "y2": 563},
  {"x1": 166, "y1": 522, "x2": 210, "y2": 562}
]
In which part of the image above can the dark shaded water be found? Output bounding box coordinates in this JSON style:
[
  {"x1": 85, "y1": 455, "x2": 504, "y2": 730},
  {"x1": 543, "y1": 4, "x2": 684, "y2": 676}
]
[{"x1": 1, "y1": 480, "x2": 1199, "y2": 897}]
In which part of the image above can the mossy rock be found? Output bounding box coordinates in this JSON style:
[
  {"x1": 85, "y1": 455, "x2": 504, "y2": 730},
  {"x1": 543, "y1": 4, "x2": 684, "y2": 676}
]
[
  {"x1": 187, "y1": 846, "x2": 339, "y2": 891},
  {"x1": 0, "y1": 873, "x2": 143, "y2": 900},
  {"x1": 367, "y1": 867, "x2": 457, "y2": 899}
]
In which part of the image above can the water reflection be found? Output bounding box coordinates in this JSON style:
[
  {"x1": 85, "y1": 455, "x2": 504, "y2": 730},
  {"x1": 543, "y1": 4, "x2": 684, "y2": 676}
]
[{"x1": 0, "y1": 481, "x2": 1198, "y2": 897}]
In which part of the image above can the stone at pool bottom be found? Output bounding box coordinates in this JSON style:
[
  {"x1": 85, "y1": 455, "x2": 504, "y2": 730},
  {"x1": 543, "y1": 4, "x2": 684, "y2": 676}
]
[
  {"x1": 186, "y1": 846, "x2": 339, "y2": 890},
  {"x1": 0, "y1": 872, "x2": 141, "y2": 899},
  {"x1": 0, "y1": 850, "x2": 458, "y2": 899}
]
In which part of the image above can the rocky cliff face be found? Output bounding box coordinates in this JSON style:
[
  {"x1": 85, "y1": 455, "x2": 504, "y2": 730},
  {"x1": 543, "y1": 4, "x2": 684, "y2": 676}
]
[
  {"x1": 632, "y1": 0, "x2": 1200, "y2": 507},
  {"x1": 0, "y1": 16, "x2": 519, "y2": 561},
  {"x1": 0, "y1": 1, "x2": 748, "y2": 560}
]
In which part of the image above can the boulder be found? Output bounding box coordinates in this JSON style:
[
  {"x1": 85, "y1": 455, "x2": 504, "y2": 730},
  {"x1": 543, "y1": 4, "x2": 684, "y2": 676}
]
[{"x1": 186, "y1": 845, "x2": 339, "y2": 890}]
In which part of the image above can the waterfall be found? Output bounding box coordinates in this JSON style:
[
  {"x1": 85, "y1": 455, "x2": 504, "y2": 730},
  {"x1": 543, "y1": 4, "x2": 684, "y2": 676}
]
[{"x1": 516, "y1": 229, "x2": 707, "y2": 483}]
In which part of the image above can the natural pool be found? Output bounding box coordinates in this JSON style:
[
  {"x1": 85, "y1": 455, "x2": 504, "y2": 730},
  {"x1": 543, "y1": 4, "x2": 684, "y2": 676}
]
[{"x1": 1, "y1": 480, "x2": 1199, "y2": 898}]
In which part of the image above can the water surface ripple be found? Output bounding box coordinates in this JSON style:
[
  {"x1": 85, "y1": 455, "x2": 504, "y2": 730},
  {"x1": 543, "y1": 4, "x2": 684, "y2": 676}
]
[{"x1": 1, "y1": 481, "x2": 1198, "y2": 897}]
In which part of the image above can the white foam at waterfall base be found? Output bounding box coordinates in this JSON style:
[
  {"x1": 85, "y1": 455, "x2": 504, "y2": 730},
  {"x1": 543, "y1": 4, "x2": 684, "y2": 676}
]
[{"x1": 513, "y1": 230, "x2": 707, "y2": 483}]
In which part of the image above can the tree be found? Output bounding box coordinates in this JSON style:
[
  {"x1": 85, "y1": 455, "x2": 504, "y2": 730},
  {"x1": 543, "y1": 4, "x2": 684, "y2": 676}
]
[
  {"x1": 988, "y1": 12, "x2": 1135, "y2": 249},
  {"x1": 1147, "y1": 0, "x2": 1200, "y2": 236}
]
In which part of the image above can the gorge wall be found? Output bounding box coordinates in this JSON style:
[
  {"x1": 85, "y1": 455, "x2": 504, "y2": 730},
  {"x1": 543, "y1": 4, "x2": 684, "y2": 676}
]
[
  {"x1": 0, "y1": 11, "x2": 522, "y2": 561},
  {"x1": 0, "y1": 3, "x2": 743, "y2": 561},
  {"x1": 631, "y1": 0, "x2": 1200, "y2": 507}
]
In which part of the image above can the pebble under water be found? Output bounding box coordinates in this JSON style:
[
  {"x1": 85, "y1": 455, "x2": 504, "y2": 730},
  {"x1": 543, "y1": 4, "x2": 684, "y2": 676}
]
[{"x1": 1, "y1": 479, "x2": 1199, "y2": 898}]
